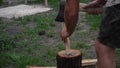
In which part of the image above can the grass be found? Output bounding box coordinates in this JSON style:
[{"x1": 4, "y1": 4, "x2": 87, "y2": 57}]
[
  {"x1": 0, "y1": 12, "x2": 57, "y2": 68},
  {"x1": 0, "y1": 0, "x2": 120, "y2": 68},
  {"x1": 85, "y1": 14, "x2": 101, "y2": 31}
]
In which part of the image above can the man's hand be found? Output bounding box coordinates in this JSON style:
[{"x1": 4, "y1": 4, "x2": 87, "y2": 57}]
[
  {"x1": 60, "y1": 0, "x2": 79, "y2": 43},
  {"x1": 60, "y1": 24, "x2": 71, "y2": 43},
  {"x1": 82, "y1": 0, "x2": 106, "y2": 14}
]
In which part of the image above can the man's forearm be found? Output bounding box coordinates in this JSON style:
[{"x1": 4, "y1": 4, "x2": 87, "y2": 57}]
[{"x1": 65, "y1": 0, "x2": 79, "y2": 36}]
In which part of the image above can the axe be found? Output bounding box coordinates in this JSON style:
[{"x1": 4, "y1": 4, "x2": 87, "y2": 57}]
[{"x1": 55, "y1": 0, "x2": 66, "y2": 22}]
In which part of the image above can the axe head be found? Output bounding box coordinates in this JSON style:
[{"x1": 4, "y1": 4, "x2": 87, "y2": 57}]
[
  {"x1": 55, "y1": 0, "x2": 66, "y2": 22},
  {"x1": 55, "y1": 11, "x2": 64, "y2": 22}
]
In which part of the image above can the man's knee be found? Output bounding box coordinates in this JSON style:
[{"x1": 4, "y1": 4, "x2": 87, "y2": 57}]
[{"x1": 95, "y1": 40, "x2": 115, "y2": 56}]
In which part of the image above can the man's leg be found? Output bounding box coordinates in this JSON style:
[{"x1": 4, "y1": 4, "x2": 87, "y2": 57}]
[{"x1": 95, "y1": 40, "x2": 116, "y2": 68}]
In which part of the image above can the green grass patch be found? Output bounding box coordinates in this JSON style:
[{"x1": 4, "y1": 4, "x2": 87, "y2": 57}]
[
  {"x1": 74, "y1": 42, "x2": 90, "y2": 49},
  {"x1": 0, "y1": 10, "x2": 57, "y2": 68},
  {"x1": 86, "y1": 14, "x2": 101, "y2": 31}
]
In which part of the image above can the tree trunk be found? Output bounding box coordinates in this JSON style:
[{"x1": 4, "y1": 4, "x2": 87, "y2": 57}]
[{"x1": 56, "y1": 50, "x2": 82, "y2": 68}]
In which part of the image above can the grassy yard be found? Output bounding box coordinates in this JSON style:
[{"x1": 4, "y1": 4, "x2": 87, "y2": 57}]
[{"x1": 0, "y1": 0, "x2": 120, "y2": 68}]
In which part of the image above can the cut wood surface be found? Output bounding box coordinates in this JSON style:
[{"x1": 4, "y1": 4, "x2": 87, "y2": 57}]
[{"x1": 26, "y1": 59, "x2": 97, "y2": 68}]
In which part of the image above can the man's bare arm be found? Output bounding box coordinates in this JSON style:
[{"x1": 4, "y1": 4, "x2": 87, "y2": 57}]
[
  {"x1": 65, "y1": 0, "x2": 79, "y2": 36},
  {"x1": 83, "y1": 0, "x2": 106, "y2": 9}
]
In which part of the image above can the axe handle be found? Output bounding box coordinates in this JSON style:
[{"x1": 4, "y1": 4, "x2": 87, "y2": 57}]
[{"x1": 66, "y1": 37, "x2": 70, "y2": 51}]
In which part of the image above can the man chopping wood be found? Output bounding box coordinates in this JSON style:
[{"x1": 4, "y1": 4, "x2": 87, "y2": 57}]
[{"x1": 61, "y1": 0, "x2": 120, "y2": 68}]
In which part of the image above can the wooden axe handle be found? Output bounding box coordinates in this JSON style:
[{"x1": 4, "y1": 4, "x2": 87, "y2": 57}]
[{"x1": 66, "y1": 37, "x2": 70, "y2": 51}]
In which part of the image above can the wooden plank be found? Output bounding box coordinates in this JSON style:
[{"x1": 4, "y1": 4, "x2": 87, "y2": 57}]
[
  {"x1": 26, "y1": 59, "x2": 97, "y2": 68},
  {"x1": 82, "y1": 59, "x2": 97, "y2": 66}
]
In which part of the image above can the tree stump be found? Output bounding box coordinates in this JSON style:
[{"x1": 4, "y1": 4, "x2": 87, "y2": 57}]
[{"x1": 56, "y1": 50, "x2": 82, "y2": 68}]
